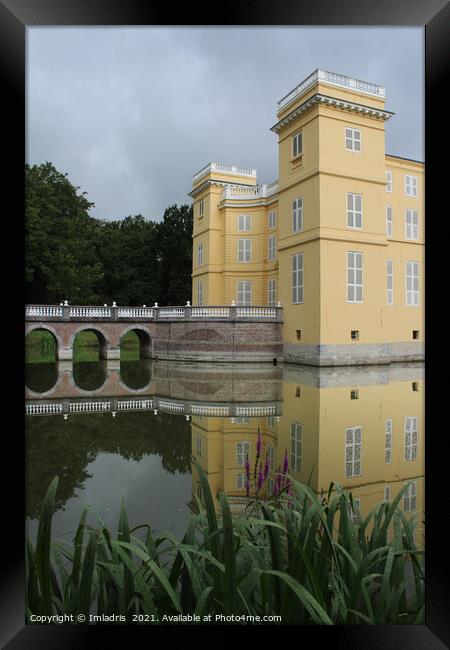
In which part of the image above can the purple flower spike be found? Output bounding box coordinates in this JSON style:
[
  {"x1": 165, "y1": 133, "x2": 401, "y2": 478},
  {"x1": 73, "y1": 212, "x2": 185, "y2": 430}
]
[
  {"x1": 283, "y1": 450, "x2": 289, "y2": 474},
  {"x1": 256, "y1": 430, "x2": 262, "y2": 457},
  {"x1": 245, "y1": 478, "x2": 250, "y2": 499},
  {"x1": 245, "y1": 454, "x2": 250, "y2": 480},
  {"x1": 257, "y1": 463, "x2": 264, "y2": 491},
  {"x1": 263, "y1": 455, "x2": 270, "y2": 481}
]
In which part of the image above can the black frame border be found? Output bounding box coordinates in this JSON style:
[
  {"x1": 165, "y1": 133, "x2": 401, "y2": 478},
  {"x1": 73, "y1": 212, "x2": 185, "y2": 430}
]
[{"x1": 1, "y1": 0, "x2": 449, "y2": 646}]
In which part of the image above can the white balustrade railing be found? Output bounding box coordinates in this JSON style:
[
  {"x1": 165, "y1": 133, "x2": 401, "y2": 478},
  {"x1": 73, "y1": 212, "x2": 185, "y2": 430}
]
[
  {"x1": 70, "y1": 401, "x2": 111, "y2": 412},
  {"x1": 158, "y1": 308, "x2": 185, "y2": 318},
  {"x1": 25, "y1": 306, "x2": 63, "y2": 318},
  {"x1": 190, "y1": 405, "x2": 230, "y2": 416},
  {"x1": 26, "y1": 403, "x2": 63, "y2": 415},
  {"x1": 69, "y1": 307, "x2": 112, "y2": 318},
  {"x1": 158, "y1": 400, "x2": 185, "y2": 413},
  {"x1": 191, "y1": 307, "x2": 230, "y2": 318},
  {"x1": 222, "y1": 183, "x2": 279, "y2": 201},
  {"x1": 277, "y1": 68, "x2": 385, "y2": 111},
  {"x1": 118, "y1": 307, "x2": 154, "y2": 318},
  {"x1": 193, "y1": 162, "x2": 257, "y2": 182},
  {"x1": 236, "y1": 405, "x2": 277, "y2": 416},
  {"x1": 236, "y1": 307, "x2": 277, "y2": 318},
  {"x1": 118, "y1": 399, "x2": 154, "y2": 411}
]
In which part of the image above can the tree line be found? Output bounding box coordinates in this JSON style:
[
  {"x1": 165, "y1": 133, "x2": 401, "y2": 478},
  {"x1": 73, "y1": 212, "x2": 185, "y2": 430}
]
[{"x1": 25, "y1": 162, "x2": 193, "y2": 306}]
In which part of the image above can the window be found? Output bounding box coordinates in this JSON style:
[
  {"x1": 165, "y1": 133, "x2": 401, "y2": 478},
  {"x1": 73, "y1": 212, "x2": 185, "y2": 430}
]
[
  {"x1": 386, "y1": 259, "x2": 393, "y2": 305},
  {"x1": 405, "y1": 209, "x2": 419, "y2": 240},
  {"x1": 197, "y1": 242, "x2": 203, "y2": 266},
  {"x1": 238, "y1": 214, "x2": 251, "y2": 231},
  {"x1": 198, "y1": 199, "x2": 205, "y2": 217},
  {"x1": 347, "y1": 193, "x2": 363, "y2": 229},
  {"x1": 412, "y1": 330, "x2": 420, "y2": 340},
  {"x1": 236, "y1": 441, "x2": 250, "y2": 466},
  {"x1": 386, "y1": 171, "x2": 392, "y2": 193},
  {"x1": 345, "y1": 426, "x2": 362, "y2": 478},
  {"x1": 197, "y1": 280, "x2": 203, "y2": 306},
  {"x1": 295, "y1": 386, "x2": 301, "y2": 397},
  {"x1": 196, "y1": 435, "x2": 203, "y2": 458},
  {"x1": 350, "y1": 389, "x2": 359, "y2": 400},
  {"x1": 345, "y1": 127, "x2": 361, "y2": 152},
  {"x1": 292, "y1": 253, "x2": 304, "y2": 304},
  {"x1": 386, "y1": 206, "x2": 393, "y2": 238},
  {"x1": 351, "y1": 330, "x2": 359, "y2": 341},
  {"x1": 406, "y1": 261, "x2": 419, "y2": 306},
  {"x1": 268, "y1": 278, "x2": 276, "y2": 306},
  {"x1": 291, "y1": 422, "x2": 302, "y2": 472},
  {"x1": 292, "y1": 197, "x2": 303, "y2": 232},
  {"x1": 234, "y1": 417, "x2": 250, "y2": 424},
  {"x1": 405, "y1": 175, "x2": 418, "y2": 197},
  {"x1": 268, "y1": 210, "x2": 277, "y2": 229},
  {"x1": 237, "y1": 280, "x2": 252, "y2": 306},
  {"x1": 236, "y1": 473, "x2": 245, "y2": 489},
  {"x1": 347, "y1": 252, "x2": 363, "y2": 302},
  {"x1": 292, "y1": 131, "x2": 303, "y2": 158},
  {"x1": 403, "y1": 481, "x2": 417, "y2": 512},
  {"x1": 268, "y1": 235, "x2": 276, "y2": 261},
  {"x1": 404, "y1": 417, "x2": 418, "y2": 461},
  {"x1": 385, "y1": 419, "x2": 392, "y2": 464},
  {"x1": 384, "y1": 485, "x2": 391, "y2": 502},
  {"x1": 296, "y1": 329, "x2": 302, "y2": 340},
  {"x1": 267, "y1": 416, "x2": 276, "y2": 428},
  {"x1": 412, "y1": 381, "x2": 419, "y2": 392},
  {"x1": 238, "y1": 238, "x2": 251, "y2": 262}
]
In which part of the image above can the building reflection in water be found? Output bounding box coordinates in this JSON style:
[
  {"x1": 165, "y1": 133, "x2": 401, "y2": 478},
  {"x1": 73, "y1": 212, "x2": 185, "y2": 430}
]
[{"x1": 191, "y1": 363, "x2": 424, "y2": 546}]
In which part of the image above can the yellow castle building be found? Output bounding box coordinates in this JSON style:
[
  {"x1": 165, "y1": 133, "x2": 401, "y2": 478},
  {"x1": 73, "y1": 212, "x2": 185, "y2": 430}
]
[{"x1": 189, "y1": 69, "x2": 424, "y2": 366}]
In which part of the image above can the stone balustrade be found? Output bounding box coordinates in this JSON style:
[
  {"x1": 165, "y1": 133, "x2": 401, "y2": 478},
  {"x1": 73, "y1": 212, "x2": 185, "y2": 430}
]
[{"x1": 25, "y1": 303, "x2": 283, "y2": 322}]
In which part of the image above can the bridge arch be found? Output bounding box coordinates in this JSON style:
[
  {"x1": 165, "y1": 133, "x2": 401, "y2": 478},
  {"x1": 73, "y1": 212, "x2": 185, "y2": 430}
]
[
  {"x1": 120, "y1": 325, "x2": 153, "y2": 359},
  {"x1": 25, "y1": 325, "x2": 62, "y2": 361},
  {"x1": 69, "y1": 326, "x2": 110, "y2": 360}
]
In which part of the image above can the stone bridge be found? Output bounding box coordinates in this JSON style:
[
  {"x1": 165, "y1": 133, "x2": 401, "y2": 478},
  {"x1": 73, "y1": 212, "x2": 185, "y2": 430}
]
[{"x1": 25, "y1": 303, "x2": 284, "y2": 363}]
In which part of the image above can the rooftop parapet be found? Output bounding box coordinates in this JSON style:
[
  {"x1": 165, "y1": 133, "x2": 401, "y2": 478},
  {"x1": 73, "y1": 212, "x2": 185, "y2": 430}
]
[{"x1": 193, "y1": 162, "x2": 257, "y2": 185}]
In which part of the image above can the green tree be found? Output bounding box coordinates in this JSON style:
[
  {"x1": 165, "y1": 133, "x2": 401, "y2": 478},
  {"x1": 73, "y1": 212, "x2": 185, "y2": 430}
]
[
  {"x1": 157, "y1": 204, "x2": 193, "y2": 305},
  {"x1": 26, "y1": 162, "x2": 104, "y2": 303}
]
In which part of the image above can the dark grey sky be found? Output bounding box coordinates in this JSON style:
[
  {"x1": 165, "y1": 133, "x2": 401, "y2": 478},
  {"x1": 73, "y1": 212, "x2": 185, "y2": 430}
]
[{"x1": 27, "y1": 27, "x2": 424, "y2": 221}]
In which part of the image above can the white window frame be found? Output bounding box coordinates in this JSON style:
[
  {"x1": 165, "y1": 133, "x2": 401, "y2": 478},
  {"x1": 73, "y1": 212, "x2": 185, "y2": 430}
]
[
  {"x1": 291, "y1": 422, "x2": 302, "y2": 472},
  {"x1": 405, "y1": 209, "x2": 419, "y2": 240},
  {"x1": 198, "y1": 199, "x2": 205, "y2": 217},
  {"x1": 385, "y1": 418, "x2": 392, "y2": 464},
  {"x1": 345, "y1": 426, "x2": 362, "y2": 478},
  {"x1": 196, "y1": 434, "x2": 203, "y2": 458},
  {"x1": 238, "y1": 214, "x2": 251, "y2": 232},
  {"x1": 405, "y1": 175, "x2": 418, "y2": 197},
  {"x1": 197, "y1": 280, "x2": 203, "y2": 306},
  {"x1": 292, "y1": 197, "x2": 303, "y2": 233},
  {"x1": 405, "y1": 261, "x2": 419, "y2": 306},
  {"x1": 404, "y1": 416, "x2": 418, "y2": 461},
  {"x1": 347, "y1": 251, "x2": 363, "y2": 303},
  {"x1": 292, "y1": 131, "x2": 303, "y2": 158},
  {"x1": 197, "y1": 242, "x2": 203, "y2": 266},
  {"x1": 268, "y1": 278, "x2": 276, "y2": 306},
  {"x1": 292, "y1": 253, "x2": 304, "y2": 304},
  {"x1": 268, "y1": 210, "x2": 276, "y2": 229},
  {"x1": 267, "y1": 444, "x2": 274, "y2": 470},
  {"x1": 386, "y1": 171, "x2": 392, "y2": 193},
  {"x1": 345, "y1": 127, "x2": 361, "y2": 152},
  {"x1": 347, "y1": 193, "x2": 363, "y2": 229},
  {"x1": 386, "y1": 205, "x2": 393, "y2": 238},
  {"x1": 236, "y1": 473, "x2": 245, "y2": 489},
  {"x1": 403, "y1": 481, "x2": 417, "y2": 512},
  {"x1": 268, "y1": 235, "x2": 276, "y2": 261},
  {"x1": 237, "y1": 238, "x2": 251, "y2": 263},
  {"x1": 386, "y1": 259, "x2": 393, "y2": 305},
  {"x1": 236, "y1": 441, "x2": 250, "y2": 466},
  {"x1": 384, "y1": 485, "x2": 391, "y2": 502},
  {"x1": 237, "y1": 280, "x2": 252, "y2": 306}
]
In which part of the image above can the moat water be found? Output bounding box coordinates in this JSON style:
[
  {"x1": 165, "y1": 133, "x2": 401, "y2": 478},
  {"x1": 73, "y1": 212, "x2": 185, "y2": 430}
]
[{"x1": 25, "y1": 357, "x2": 425, "y2": 548}]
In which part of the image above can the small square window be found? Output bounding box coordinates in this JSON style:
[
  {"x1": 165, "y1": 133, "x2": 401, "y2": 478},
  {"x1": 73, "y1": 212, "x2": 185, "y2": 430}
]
[
  {"x1": 350, "y1": 389, "x2": 359, "y2": 400},
  {"x1": 351, "y1": 330, "x2": 359, "y2": 341},
  {"x1": 412, "y1": 330, "x2": 420, "y2": 340},
  {"x1": 296, "y1": 329, "x2": 302, "y2": 340}
]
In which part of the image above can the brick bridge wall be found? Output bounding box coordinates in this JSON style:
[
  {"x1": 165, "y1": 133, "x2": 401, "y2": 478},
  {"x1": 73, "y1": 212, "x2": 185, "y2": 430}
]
[{"x1": 25, "y1": 319, "x2": 283, "y2": 363}]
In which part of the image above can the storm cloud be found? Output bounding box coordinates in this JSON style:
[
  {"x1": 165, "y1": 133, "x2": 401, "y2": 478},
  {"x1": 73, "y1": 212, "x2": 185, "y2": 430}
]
[{"x1": 27, "y1": 27, "x2": 424, "y2": 221}]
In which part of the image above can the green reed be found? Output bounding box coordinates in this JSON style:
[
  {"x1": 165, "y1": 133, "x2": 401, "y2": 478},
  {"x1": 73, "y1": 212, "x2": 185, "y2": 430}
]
[{"x1": 26, "y1": 462, "x2": 424, "y2": 625}]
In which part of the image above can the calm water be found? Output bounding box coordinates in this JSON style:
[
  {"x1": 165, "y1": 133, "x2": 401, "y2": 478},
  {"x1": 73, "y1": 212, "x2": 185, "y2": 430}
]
[{"x1": 25, "y1": 359, "x2": 425, "y2": 547}]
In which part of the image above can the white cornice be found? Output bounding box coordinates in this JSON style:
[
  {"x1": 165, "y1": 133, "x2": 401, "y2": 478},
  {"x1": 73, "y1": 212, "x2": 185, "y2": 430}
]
[{"x1": 271, "y1": 93, "x2": 394, "y2": 134}]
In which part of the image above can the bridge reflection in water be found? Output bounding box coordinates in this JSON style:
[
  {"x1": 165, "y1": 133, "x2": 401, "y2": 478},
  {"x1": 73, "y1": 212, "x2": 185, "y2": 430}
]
[{"x1": 25, "y1": 360, "x2": 424, "y2": 547}]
